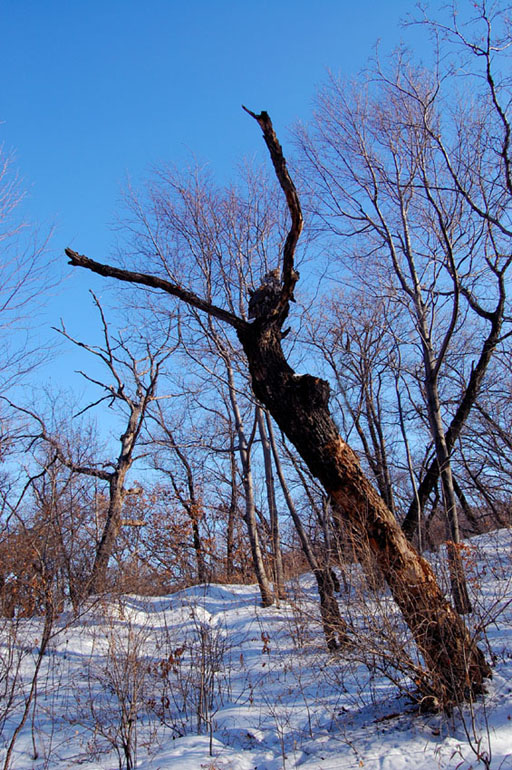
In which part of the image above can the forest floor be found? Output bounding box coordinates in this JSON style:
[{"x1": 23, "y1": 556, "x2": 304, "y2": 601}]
[{"x1": 2, "y1": 529, "x2": 512, "y2": 769}]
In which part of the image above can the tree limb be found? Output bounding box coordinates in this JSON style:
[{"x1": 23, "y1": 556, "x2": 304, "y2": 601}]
[
  {"x1": 65, "y1": 249, "x2": 248, "y2": 332},
  {"x1": 242, "y1": 107, "x2": 303, "y2": 315}
]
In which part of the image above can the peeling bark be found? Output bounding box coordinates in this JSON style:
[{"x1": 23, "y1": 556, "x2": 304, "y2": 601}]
[{"x1": 238, "y1": 318, "x2": 489, "y2": 703}]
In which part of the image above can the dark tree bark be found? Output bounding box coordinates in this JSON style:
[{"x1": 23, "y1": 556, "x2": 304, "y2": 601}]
[
  {"x1": 238, "y1": 307, "x2": 488, "y2": 703},
  {"x1": 65, "y1": 109, "x2": 491, "y2": 706}
]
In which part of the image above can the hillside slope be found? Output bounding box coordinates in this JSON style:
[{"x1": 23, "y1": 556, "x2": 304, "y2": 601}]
[{"x1": 1, "y1": 530, "x2": 512, "y2": 769}]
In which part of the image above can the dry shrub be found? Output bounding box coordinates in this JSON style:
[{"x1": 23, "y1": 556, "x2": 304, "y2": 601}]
[
  {"x1": 71, "y1": 598, "x2": 159, "y2": 770},
  {"x1": 286, "y1": 533, "x2": 503, "y2": 714}
]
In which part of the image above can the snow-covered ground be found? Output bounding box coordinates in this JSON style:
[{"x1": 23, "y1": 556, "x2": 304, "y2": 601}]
[{"x1": 2, "y1": 529, "x2": 512, "y2": 769}]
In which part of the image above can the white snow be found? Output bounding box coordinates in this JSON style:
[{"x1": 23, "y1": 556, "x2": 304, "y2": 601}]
[{"x1": 1, "y1": 529, "x2": 512, "y2": 769}]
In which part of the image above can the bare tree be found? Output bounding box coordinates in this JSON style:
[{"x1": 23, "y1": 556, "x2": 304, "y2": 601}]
[
  {"x1": 265, "y1": 414, "x2": 348, "y2": 649},
  {"x1": 256, "y1": 404, "x2": 286, "y2": 600},
  {"x1": 296, "y1": 8, "x2": 512, "y2": 610},
  {"x1": 0, "y1": 146, "x2": 54, "y2": 387},
  {"x1": 65, "y1": 109, "x2": 490, "y2": 706},
  {"x1": 15, "y1": 295, "x2": 174, "y2": 595},
  {"x1": 0, "y1": 144, "x2": 55, "y2": 481},
  {"x1": 148, "y1": 400, "x2": 210, "y2": 584},
  {"x1": 398, "y1": 1, "x2": 512, "y2": 538}
]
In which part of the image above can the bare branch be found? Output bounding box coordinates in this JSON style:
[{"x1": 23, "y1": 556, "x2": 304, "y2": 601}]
[
  {"x1": 242, "y1": 107, "x2": 303, "y2": 313},
  {"x1": 65, "y1": 248, "x2": 248, "y2": 331}
]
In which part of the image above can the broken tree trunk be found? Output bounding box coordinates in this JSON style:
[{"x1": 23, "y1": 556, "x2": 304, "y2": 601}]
[
  {"x1": 65, "y1": 108, "x2": 491, "y2": 707},
  {"x1": 237, "y1": 316, "x2": 490, "y2": 705}
]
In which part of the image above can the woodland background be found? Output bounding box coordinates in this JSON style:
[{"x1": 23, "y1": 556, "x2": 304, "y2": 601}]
[{"x1": 1, "y1": 2, "x2": 512, "y2": 767}]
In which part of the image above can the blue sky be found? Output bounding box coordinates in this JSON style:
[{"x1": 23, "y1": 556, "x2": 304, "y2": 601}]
[{"x1": 1, "y1": 0, "x2": 421, "y2": 399}]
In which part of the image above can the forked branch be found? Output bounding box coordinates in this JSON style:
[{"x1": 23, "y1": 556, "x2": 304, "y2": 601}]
[
  {"x1": 243, "y1": 107, "x2": 303, "y2": 312},
  {"x1": 67, "y1": 109, "x2": 303, "y2": 332}
]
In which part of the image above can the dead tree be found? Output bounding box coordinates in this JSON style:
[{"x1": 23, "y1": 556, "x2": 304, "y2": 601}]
[{"x1": 66, "y1": 110, "x2": 490, "y2": 707}]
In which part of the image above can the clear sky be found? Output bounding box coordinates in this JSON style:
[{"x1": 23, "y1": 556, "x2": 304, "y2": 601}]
[{"x1": 1, "y1": 0, "x2": 423, "y2": 397}]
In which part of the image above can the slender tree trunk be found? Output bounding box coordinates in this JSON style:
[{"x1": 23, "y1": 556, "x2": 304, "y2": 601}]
[
  {"x1": 238, "y1": 320, "x2": 490, "y2": 705},
  {"x1": 226, "y1": 363, "x2": 273, "y2": 606},
  {"x1": 88, "y1": 472, "x2": 126, "y2": 594},
  {"x1": 257, "y1": 405, "x2": 286, "y2": 600},
  {"x1": 423, "y1": 371, "x2": 472, "y2": 614},
  {"x1": 394, "y1": 369, "x2": 424, "y2": 551},
  {"x1": 266, "y1": 412, "x2": 347, "y2": 649},
  {"x1": 226, "y1": 431, "x2": 238, "y2": 580},
  {"x1": 190, "y1": 510, "x2": 208, "y2": 584},
  {"x1": 239, "y1": 449, "x2": 274, "y2": 606},
  {"x1": 3, "y1": 600, "x2": 54, "y2": 770}
]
